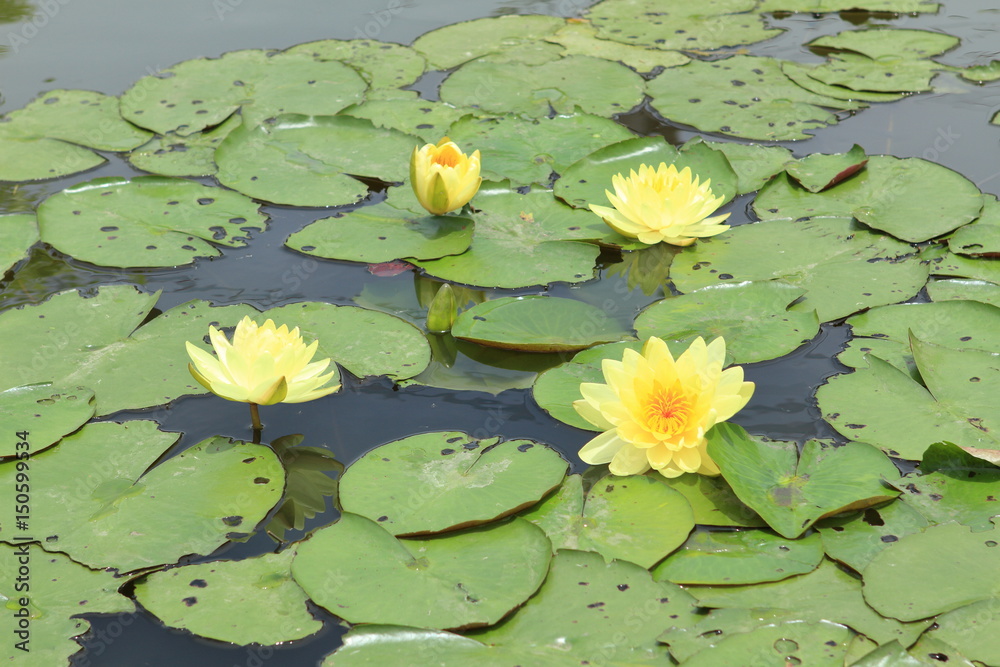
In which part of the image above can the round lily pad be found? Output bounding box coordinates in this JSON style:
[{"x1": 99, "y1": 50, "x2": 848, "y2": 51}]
[
  {"x1": 0, "y1": 384, "x2": 94, "y2": 457},
  {"x1": 284, "y1": 38, "x2": 426, "y2": 90},
  {"x1": 412, "y1": 15, "x2": 565, "y2": 69}
]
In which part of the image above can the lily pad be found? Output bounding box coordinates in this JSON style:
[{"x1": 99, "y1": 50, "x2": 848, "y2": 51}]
[
  {"x1": 785, "y1": 143, "x2": 868, "y2": 192},
  {"x1": 681, "y1": 620, "x2": 852, "y2": 666},
  {"x1": 284, "y1": 38, "x2": 425, "y2": 90},
  {"x1": 707, "y1": 424, "x2": 900, "y2": 539},
  {"x1": 653, "y1": 529, "x2": 824, "y2": 585},
  {"x1": 0, "y1": 89, "x2": 152, "y2": 181},
  {"x1": 0, "y1": 545, "x2": 133, "y2": 665},
  {"x1": 453, "y1": 295, "x2": 630, "y2": 353},
  {"x1": 754, "y1": 157, "x2": 984, "y2": 243},
  {"x1": 411, "y1": 15, "x2": 565, "y2": 69},
  {"x1": 670, "y1": 217, "x2": 927, "y2": 323},
  {"x1": 36, "y1": 175, "x2": 267, "y2": 268},
  {"x1": 544, "y1": 22, "x2": 690, "y2": 72},
  {"x1": 0, "y1": 384, "x2": 94, "y2": 457},
  {"x1": 807, "y1": 53, "x2": 941, "y2": 93},
  {"x1": 0, "y1": 213, "x2": 37, "y2": 273},
  {"x1": 120, "y1": 49, "x2": 367, "y2": 135},
  {"x1": 808, "y1": 28, "x2": 959, "y2": 60},
  {"x1": 700, "y1": 141, "x2": 793, "y2": 194},
  {"x1": 634, "y1": 281, "x2": 819, "y2": 364},
  {"x1": 758, "y1": 0, "x2": 939, "y2": 10},
  {"x1": 817, "y1": 502, "x2": 930, "y2": 572},
  {"x1": 949, "y1": 195, "x2": 1000, "y2": 255},
  {"x1": 926, "y1": 247, "x2": 1000, "y2": 284},
  {"x1": 126, "y1": 115, "x2": 240, "y2": 177},
  {"x1": 522, "y1": 474, "x2": 695, "y2": 568},
  {"x1": 341, "y1": 98, "x2": 471, "y2": 143},
  {"x1": 215, "y1": 114, "x2": 421, "y2": 207},
  {"x1": 134, "y1": 550, "x2": 320, "y2": 645},
  {"x1": 863, "y1": 522, "x2": 1000, "y2": 621},
  {"x1": 0, "y1": 422, "x2": 283, "y2": 572},
  {"x1": 781, "y1": 61, "x2": 905, "y2": 103},
  {"x1": 439, "y1": 55, "x2": 645, "y2": 119},
  {"x1": 658, "y1": 474, "x2": 766, "y2": 527},
  {"x1": 922, "y1": 599, "x2": 1000, "y2": 666},
  {"x1": 292, "y1": 513, "x2": 551, "y2": 629},
  {"x1": 286, "y1": 202, "x2": 473, "y2": 264},
  {"x1": 339, "y1": 431, "x2": 567, "y2": 536},
  {"x1": 927, "y1": 278, "x2": 1000, "y2": 306}
]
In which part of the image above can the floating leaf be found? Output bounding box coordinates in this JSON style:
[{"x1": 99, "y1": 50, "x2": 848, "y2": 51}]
[
  {"x1": 707, "y1": 424, "x2": 899, "y2": 539},
  {"x1": 658, "y1": 608, "x2": 797, "y2": 662},
  {"x1": 808, "y1": 28, "x2": 959, "y2": 60},
  {"x1": 780, "y1": 61, "x2": 904, "y2": 103},
  {"x1": 927, "y1": 278, "x2": 1000, "y2": 306},
  {"x1": 785, "y1": 143, "x2": 868, "y2": 192},
  {"x1": 215, "y1": 114, "x2": 421, "y2": 207},
  {"x1": 634, "y1": 281, "x2": 819, "y2": 364},
  {"x1": 921, "y1": 599, "x2": 1000, "y2": 665},
  {"x1": 452, "y1": 295, "x2": 630, "y2": 353},
  {"x1": 126, "y1": 115, "x2": 240, "y2": 177},
  {"x1": 0, "y1": 545, "x2": 133, "y2": 664},
  {"x1": 544, "y1": 22, "x2": 689, "y2": 72},
  {"x1": 120, "y1": 49, "x2": 367, "y2": 135},
  {"x1": 849, "y1": 641, "x2": 927, "y2": 667},
  {"x1": 284, "y1": 38, "x2": 425, "y2": 90},
  {"x1": 670, "y1": 217, "x2": 927, "y2": 323},
  {"x1": 926, "y1": 247, "x2": 1000, "y2": 284},
  {"x1": 37, "y1": 176, "x2": 267, "y2": 268},
  {"x1": 341, "y1": 98, "x2": 471, "y2": 143},
  {"x1": 681, "y1": 620, "x2": 852, "y2": 666},
  {"x1": 817, "y1": 502, "x2": 929, "y2": 572},
  {"x1": 0, "y1": 213, "x2": 37, "y2": 273},
  {"x1": 758, "y1": 0, "x2": 938, "y2": 10},
  {"x1": 0, "y1": 384, "x2": 94, "y2": 457},
  {"x1": 412, "y1": 15, "x2": 565, "y2": 69},
  {"x1": 658, "y1": 474, "x2": 766, "y2": 527},
  {"x1": 0, "y1": 422, "x2": 282, "y2": 572},
  {"x1": 339, "y1": 432, "x2": 567, "y2": 536},
  {"x1": 292, "y1": 513, "x2": 551, "y2": 629},
  {"x1": 286, "y1": 202, "x2": 473, "y2": 264},
  {"x1": 949, "y1": 195, "x2": 1000, "y2": 255},
  {"x1": 754, "y1": 157, "x2": 984, "y2": 243},
  {"x1": 700, "y1": 141, "x2": 793, "y2": 194},
  {"x1": 961, "y1": 60, "x2": 1000, "y2": 83},
  {"x1": 134, "y1": 550, "x2": 320, "y2": 645},
  {"x1": 439, "y1": 55, "x2": 645, "y2": 119}
]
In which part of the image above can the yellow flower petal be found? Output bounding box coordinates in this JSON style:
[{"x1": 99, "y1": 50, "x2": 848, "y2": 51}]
[{"x1": 410, "y1": 138, "x2": 482, "y2": 215}]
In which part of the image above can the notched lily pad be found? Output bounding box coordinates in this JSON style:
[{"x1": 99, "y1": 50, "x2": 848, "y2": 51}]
[
  {"x1": 785, "y1": 143, "x2": 868, "y2": 192},
  {"x1": 127, "y1": 116, "x2": 240, "y2": 177}
]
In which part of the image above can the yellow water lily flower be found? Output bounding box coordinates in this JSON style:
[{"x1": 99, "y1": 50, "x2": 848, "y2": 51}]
[
  {"x1": 186, "y1": 316, "x2": 340, "y2": 407},
  {"x1": 573, "y1": 336, "x2": 754, "y2": 478},
  {"x1": 589, "y1": 162, "x2": 731, "y2": 246},
  {"x1": 410, "y1": 136, "x2": 482, "y2": 215}
]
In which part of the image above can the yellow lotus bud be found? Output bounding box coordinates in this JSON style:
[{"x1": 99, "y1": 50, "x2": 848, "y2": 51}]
[{"x1": 410, "y1": 137, "x2": 482, "y2": 215}]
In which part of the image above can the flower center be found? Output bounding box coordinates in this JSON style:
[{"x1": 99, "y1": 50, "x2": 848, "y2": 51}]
[
  {"x1": 434, "y1": 145, "x2": 461, "y2": 168},
  {"x1": 643, "y1": 382, "x2": 692, "y2": 436}
]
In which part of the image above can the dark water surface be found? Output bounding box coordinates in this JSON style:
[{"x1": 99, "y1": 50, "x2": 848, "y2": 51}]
[{"x1": 1, "y1": 0, "x2": 999, "y2": 664}]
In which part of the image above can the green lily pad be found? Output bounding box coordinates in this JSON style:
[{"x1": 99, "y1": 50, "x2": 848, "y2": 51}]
[
  {"x1": 817, "y1": 501, "x2": 929, "y2": 572},
  {"x1": 0, "y1": 422, "x2": 282, "y2": 571},
  {"x1": 781, "y1": 61, "x2": 905, "y2": 103},
  {"x1": 0, "y1": 89, "x2": 152, "y2": 181},
  {"x1": 863, "y1": 522, "x2": 1000, "y2": 621},
  {"x1": 849, "y1": 641, "x2": 927, "y2": 667},
  {"x1": 522, "y1": 474, "x2": 695, "y2": 568},
  {"x1": 36, "y1": 175, "x2": 267, "y2": 268},
  {"x1": 707, "y1": 424, "x2": 900, "y2": 539},
  {"x1": 0, "y1": 286, "x2": 257, "y2": 415},
  {"x1": 0, "y1": 213, "x2": 37, "y2": 273},
  {"x1": 544, "y1": 22, "x2": 690, "y2": 72},
  {"x1": 286, "y1": 202, "x2": 473, "y2": 264},
  {"x1": 634, "y1": 281, "x2": 819, "y2": 364},
  {"x1": 961, "y1": 61, "x2": 1000, "y2": 83},
  {"x1": 681, "y1": 620, "x2": 852, "y2": 667},
  {"x1": 647, "y1": 55, "x2": 854, "y2": 141},
  {"x1": 818, "y1": 337, "x2": 1000, "y2": 459},
  {"x1": 340, "y1": 99, "x2": 471, "y2": 143},
  {"x1": 215, "y1": 114, "x2": 421, "y2": 207},
  {"x1": 134, "y1": 550, "x2": 320, "y2": 645},
  {"x1": 949, "y1": 195, "x2": 1000, "y2": 255},
  {"x1": 446, "y1": 113, "x2": 634, "y2": 188},
  {"x1": 700, "y1": 141, "x2": 793, "y2": 194},
  {"x1": 339, "y1": 431, "x2": 567, "y2": 536},
  {"x1": 670, "y1": 217, "x2": 927, "y2": 323},
  {"x1": 652, "y1": 529, "x2": 824, "y2": 585},
  {"x1": 586, "y1": 0, "x2": 782, "y2": 51},
  {"x1": 0, "y1": 545, "x2": 133, "y2": 664},
  {"x1": 284, "y1": 38, "x2": 425, "y2": 90},
  {"x1": 807, "y1": 53, "x2": 941, "y2": 93},
  {"x1": 658, "y1": 474, "x2": 766, "y2": 527},
  {"x1": 754, "y1": 157, "x2": 984, "y2": 243},
  {"x1": 0, "y1": 384, "x2": 94, "y2": 457},
  {"x1": 120, "y1": 49, "x2": 367, "y2": 135},
  {"x1": 758, "y1": 0, "x2": 938, "y2": 10},
  {"x1": 927, "y1": 278, "x2": 1000, "y2": 306},
  {"x1": 412, "y1": 15, "x2": 564, "y2": 69},
  {"x1": 688, "y1": 559, "x2": 929, "y2": 645},
  {"x1": 658, "y1": 608, "x2": 796, "y2": 662},
  {"x1": 926, "y1": 247, "x2": 1000, "y2": 284},
  {"x1": 439, "y1": 55, "x2": 645, "y2": 119},
  {"x1": 921, "y1": 599, "x2": 1000, "y2": 665},
  {"x1": 292, "y1": 513, "x2": 551, "y2": 629},
  {"x1": 126, "y1": 115, "x2": 240, "y2": 177},
  {"x1": 808, "y1": 28, "x2": 959, "y2": 60},
  {"x1": 453, "y1": 295, "x2": 630, "y2": 353},
  {"x1": 785, "y1": 144, "x2": 868, "y2": 192}
]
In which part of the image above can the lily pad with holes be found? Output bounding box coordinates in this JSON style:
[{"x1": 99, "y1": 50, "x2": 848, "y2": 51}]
[
  {"x1": 292, "y1": 513, "x2": 551, "y2": 629},
  {"x1": 863, "y1": 521, "x2": 1000, "y2": 621},
  {"x1": 806, "y1": 53, "x2": 941, "y2": 93},
  {"x1": 216, "y1": 114, "x2": 421, "y2": 207},
  {"x1": 658, "y1": 608, "x2": 798, "y2": 663},
  {"x1": 411, "y1": 15, "x2": 565, "y2": 69},
  {"x1": 0, "y1": 213, "x2": 38, "y2": 273},
  {"x1": 818, "y1": 337, "x2": 1000, "y2": 459},
  {"x1": 780, "y1": 61, "x2": 904, "y2": 103},
  {"x1": 647, "y1": 55, "x2": 854, "y2": 141},
  {"x1": 0, "y1": 384, "x2": 94, "y2": 457},
  {"x1": 286, "y1": 202, "x2": 473, "y2": 264},
  {"x1": 949, "y1": 195, "x2": 1000, "y2": 256},
  {"x1": 921, "y1": 599, "x2": 1000, "y2": 665},
  {"x1": 670, "y1": 217, "x2": 927, "y2": 323},
  {"x1": 808, "y1": 28, "x2": 959, "y2": 60},
  {"x1": 36, "y1": 176, "x2": 267, "y2": 268},
  {"x1": 0, "y1": 422, "x2": 282, "y2": 572},
  {"x1": 341, "y1": 98, "x2": 472, "y2": 143},
  {"x1": 446, "y1": 113, "x2": 635, "y2": 188},
  {"x1": 439, "y1": 55, "x2": 645, "y2": 119},
  {"x1": 452, "y1": 295, "x2": 631, "y2": 353},
  {"x1": 706, "y1": 423, "x2": 900, "y2": 539},
  {"x1": 652, "y1": 529, "x2": 824, "y2": 585},
  {"x1": 0, "y1": 285, "x2": 257, "y2": 415},
  {"x1": 785, "y1": 144, "x2": 868, "y2": 192},
  {"x1": 0, "y1": 545, "x2": 134, "y2": 665},
  {"x1": 544, "y1": 22, "x2": 689, "y2": 72},
  {"x1": 754, "y1": 157, "x2": 984, "y2": 243},
  {"x1": 521, "y1": 474, "x2": 695, "y2": 568},
  {"x1": 699, "y1": 140, "x2": 793, "y2": 194},
  {"x1": 926, "y1": 247, "x2": 1000, "y2": 284},
  {"x1": 134, "y1": 550, "x2": 321, "y2": 645},
  {"x1": 284, "y1": 38, "x2": 426, "y2": 90},
  {"x1": 339, "y1": 431, "x2": 567, "y2": 536},
  {"x1": 682, "y1": 620, "x2": 852, "y2": 666},
  {"x1": 126, "y1": 115, "x2": 240, "y2": 177},
  {"x1": 757, "y1": 0, "x2": 939, "y2": 10},
  {"x1": 634, "y1": 281, "x2": 819, "y2": 364},
  {"x1": 817, "y1": 502, "x2": 930, "y2": 572},
  {"x1": 120, "y1": 49, "x2": 367, "y2": 135},
  {"x1": 658, "y1": 474, "x2": 766, "y2": 527}
]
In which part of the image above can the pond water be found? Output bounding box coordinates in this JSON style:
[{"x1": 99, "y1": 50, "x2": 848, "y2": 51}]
[{"x1": 1, "y1": 0, "x2": 999, "y2": 664}]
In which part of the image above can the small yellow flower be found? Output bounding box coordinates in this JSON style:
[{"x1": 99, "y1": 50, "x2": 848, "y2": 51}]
[
  {"x1": 410, "y1": 137, "x2": 482, "y2": 215},
  {"x1": 589, "y1": 162, "x2": 731, "y2": 246},
  {"x1": 186, "y1": 316, "x2": 340, "y2": 406},
  {"x1": 573, "y1": 336, "x2": 753, "y2": 478}
]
